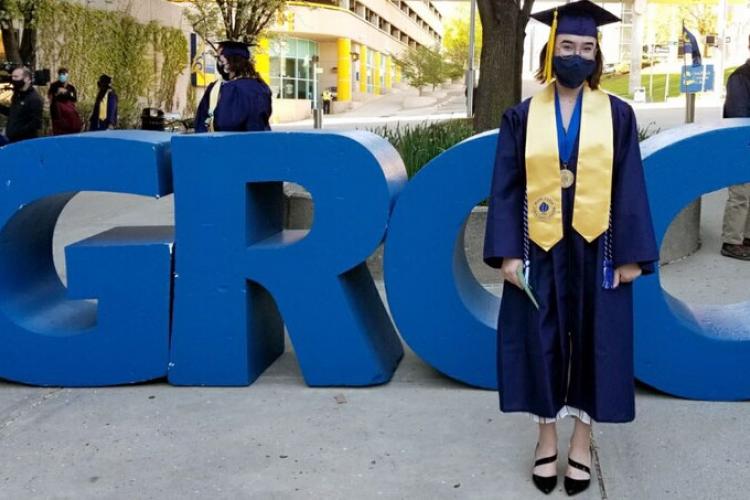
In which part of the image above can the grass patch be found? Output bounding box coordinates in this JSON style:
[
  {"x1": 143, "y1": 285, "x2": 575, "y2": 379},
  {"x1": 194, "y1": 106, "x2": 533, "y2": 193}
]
[{"x1": 601, "y1": 66, "x2": 737, "y2": 102}]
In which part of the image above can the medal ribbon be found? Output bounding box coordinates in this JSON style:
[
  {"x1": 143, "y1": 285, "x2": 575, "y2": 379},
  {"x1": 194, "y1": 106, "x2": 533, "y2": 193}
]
[{"x1": 525, "y1": 82, "x2": 614, "y2": 251}]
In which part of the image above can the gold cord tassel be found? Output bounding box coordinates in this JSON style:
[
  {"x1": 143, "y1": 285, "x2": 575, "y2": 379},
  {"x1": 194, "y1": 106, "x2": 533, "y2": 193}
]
[{"x1": 543, "y1": 10, "x2": 558, "y2": 84}]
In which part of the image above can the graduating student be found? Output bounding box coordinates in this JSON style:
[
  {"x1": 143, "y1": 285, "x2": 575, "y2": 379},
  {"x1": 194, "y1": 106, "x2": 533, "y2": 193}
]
[
  {"x1": 89, "y1": 74, "x2": 118, "y2": 131},
  {"x1": 195, "y1": 40, "x2": 272, "y2": 133},
  {"x1": 482, "y1": 1, "x2": 658, "y2": 495}
]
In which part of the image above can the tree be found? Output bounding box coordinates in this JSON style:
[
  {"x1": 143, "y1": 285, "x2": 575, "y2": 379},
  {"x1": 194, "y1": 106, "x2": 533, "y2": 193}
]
[
  {"x1": 474, "y1": 0, "x2": 535, "y2": 132},
  {"x1": 186, "y1": 0, "x2": 286, "y2": 49},
  {"x1": 394, "y1": 45, "x2": 446, "y2": 95},
  {"x1": 0, "y1": 0, "x2": 41, "y2": 66},
  {"x1": 679, "y1": 3, "x2": 717, "y2": 37},
  {"x1": 442, "y1": 4, "x2": 482, "y2": 74}
]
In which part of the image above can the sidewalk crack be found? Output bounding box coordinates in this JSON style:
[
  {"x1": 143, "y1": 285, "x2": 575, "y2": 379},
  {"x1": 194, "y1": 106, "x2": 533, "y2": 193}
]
[
  {"x1": 591, "y1": 434, "x2": 608, "y2": 499},
  {"x1": 0, "y1": 388, "x2": 64, "y2": 440}
]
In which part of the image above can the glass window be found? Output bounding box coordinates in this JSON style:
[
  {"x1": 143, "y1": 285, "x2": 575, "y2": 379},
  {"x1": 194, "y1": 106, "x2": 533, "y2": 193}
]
[
  {"x1": 297, "y1": 80, "x2": 308, "y2": 99},
  {"x1": 297, "y1": 57, "x2": 309, "y2": 79},
  {"x1": 267, "y1": 37, "x2": 319, "y2": 100},
  {"x1": 284, "y1": 58, "x2": 296, "y2": 78},
  {"x1": 283, "y1": 79, "x2": 296, "y2": 99}
]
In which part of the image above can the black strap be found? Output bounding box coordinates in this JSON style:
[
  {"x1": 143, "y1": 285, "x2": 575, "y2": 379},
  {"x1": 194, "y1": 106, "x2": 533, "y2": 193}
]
[
  {"x1": 567, "y1": 457, "x2": 591, "y2": 474},
  {"x1": 534, "y1": 453, "x2": 558, "y2": 466}
]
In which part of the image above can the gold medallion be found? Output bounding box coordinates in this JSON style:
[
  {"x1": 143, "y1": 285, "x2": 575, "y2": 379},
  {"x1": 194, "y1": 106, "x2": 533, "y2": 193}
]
[{"x1": 560, "y1": 169, "x2": 575, "y2": 189}]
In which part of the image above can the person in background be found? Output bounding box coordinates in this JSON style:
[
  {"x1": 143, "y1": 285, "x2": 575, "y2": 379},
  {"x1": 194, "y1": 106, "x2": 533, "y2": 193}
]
[
  {"x1": 0, "y1": 67, "x2": 43, "y2": 143},
  {"x1": 48, "y1": 67, "x2": 82, "y2": 135},
  {"x1": 89, "y1": 74, "x2": 118, "y2": 131},
  {"x1": 322, "y1": 89, "x2": 333, "y2": 114},
  {"x1": 195, "y1": 40, "x2": 272, "y2": 133},
  {"x1": 719, "y1": 35, "x2": 750, "y2": 260}
]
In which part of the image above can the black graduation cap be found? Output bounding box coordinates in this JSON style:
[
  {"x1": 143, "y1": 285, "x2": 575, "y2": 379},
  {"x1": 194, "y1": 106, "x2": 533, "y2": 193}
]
[
  {"x1": 531, "y1": 0, "x2": 620, "y2": 38},
  {"x1": 218, "y1": 40, "x2": 251, "y2": 59}
]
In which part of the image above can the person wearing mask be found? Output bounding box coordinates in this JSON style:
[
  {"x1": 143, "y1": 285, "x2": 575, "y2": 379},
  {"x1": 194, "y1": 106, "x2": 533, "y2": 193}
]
[
  {"x1": 89, "y1": 74, "x2": 118, "y2": 131},
  {"x1": 195, "y1": 41, "x2": 272, "y2": 132},
  {"x1": 321, "y1": 89, "x2": 333, "y2": 114},
  {"x1": 48, "y1": 67, "x2": 82, "y2": 135},
  {"x1": 483, "y1": 1, "x2": 658, "y2": 496},
  {"x1": 719, "y1": 36, "x2": 750, "y2": 260},
  {"x1": 0, "y1": 67, "x2": 43, "y2": 143}
]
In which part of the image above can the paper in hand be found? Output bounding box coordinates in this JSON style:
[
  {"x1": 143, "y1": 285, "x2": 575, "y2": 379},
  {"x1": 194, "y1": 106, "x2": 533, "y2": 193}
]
[{"x1": 515, "y1": 266, "x2": 540, "y2": 310}]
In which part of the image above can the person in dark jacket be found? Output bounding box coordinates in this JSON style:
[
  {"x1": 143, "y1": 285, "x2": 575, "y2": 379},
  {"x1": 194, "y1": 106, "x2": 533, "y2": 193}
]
[
  {"x1": 0, "y1": 67, "x2": 43, "y2": 143},
  {"x1": 48, "y1": 67, "x2": 82, "y2": 135},
  {"x1": 720, "y1": 36, "x2": 750, "y2": 260},
  {"x1": 195, "y1": 41, "x2": 272, "y2": 133},
  {"x1": 89, "y1": 74, "x2": 118, "y2": 131}
]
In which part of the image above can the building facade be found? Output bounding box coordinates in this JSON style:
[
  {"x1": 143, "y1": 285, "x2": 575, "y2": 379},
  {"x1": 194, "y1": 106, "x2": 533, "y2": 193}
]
[{"x1": 256, "y1": 0, "x2": 443, "y2": 119}]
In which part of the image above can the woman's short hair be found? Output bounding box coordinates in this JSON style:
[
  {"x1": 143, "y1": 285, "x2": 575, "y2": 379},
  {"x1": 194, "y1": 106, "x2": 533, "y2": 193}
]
[{"x1": 534, "y1": 41, "x2": 604, "y2": 89}]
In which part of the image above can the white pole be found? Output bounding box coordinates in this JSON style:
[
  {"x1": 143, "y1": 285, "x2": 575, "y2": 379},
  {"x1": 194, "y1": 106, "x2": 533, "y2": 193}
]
[
  {"x1": 467, "y1": 0, "x2": 477, "y2": 118},
  {"x1": 716, "y1": 0, "x2": 728, "y2": 98}
]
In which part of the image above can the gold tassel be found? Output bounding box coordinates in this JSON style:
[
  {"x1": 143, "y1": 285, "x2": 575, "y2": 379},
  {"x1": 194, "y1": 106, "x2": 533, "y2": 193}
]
[{"x1": 543, "y1": 10, "x2": 558, "y2": 84}]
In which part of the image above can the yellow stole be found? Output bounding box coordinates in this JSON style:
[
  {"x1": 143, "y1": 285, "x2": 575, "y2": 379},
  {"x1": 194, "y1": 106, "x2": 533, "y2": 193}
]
[
  {"x1": 525, "y1": 82, "x2": 614, "y2": 251},
  {"x1": 98, "y1": 90, "x2": 111, "y2": 122}
]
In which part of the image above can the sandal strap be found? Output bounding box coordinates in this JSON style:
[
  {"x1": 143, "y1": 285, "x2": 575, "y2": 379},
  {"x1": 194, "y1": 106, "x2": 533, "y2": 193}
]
[
  {"x1": 534, "y1": 453, "x2": 558, "y2": 466},
  {"x1": 567, "y1": 457, "x2": 591, "y2": 474}
]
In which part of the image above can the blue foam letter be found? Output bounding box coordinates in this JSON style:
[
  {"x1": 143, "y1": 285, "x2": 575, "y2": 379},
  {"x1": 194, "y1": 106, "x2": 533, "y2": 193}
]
[
  {"x1": 169, "y1": 131, "x2": 405, "y2": 386},
  {"x1": 384, "y1": 131, "x2": 500, "y2": 389},
  {"x1": 636, "y1": 119, "x2": 750, "y2": 399},
  {"x1": 0, "y1": 132, "x2": 174, "y2": 386}
]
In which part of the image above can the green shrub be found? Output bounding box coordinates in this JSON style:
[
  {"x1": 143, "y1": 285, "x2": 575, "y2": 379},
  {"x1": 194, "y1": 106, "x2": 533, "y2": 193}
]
[
  {"x1": 35, "y1": 0, "x2": 188, "y2": 129},
  {"x1": 368, "y1": 119, "x2": 475, "y2": 178}
]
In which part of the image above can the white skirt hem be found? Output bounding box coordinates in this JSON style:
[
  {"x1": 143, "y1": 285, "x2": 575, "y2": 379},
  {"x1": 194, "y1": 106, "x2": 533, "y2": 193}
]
[{"x1": 529, "y1": 405, "x2": 592, "y2": 425}]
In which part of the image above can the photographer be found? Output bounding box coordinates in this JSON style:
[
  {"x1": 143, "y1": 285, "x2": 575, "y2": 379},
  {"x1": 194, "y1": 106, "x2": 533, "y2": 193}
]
[{"x1": 0, "y1": 67, "x2": 43, "y2": 143}]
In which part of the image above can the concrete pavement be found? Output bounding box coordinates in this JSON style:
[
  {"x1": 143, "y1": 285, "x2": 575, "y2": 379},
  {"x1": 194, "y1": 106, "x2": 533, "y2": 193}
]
[
  {"x1": 0, "y1": 176, "x2": 748, "y2": 498},
  {"x1": 274, "y1": 79, "x2": 723, "y2": 136}
]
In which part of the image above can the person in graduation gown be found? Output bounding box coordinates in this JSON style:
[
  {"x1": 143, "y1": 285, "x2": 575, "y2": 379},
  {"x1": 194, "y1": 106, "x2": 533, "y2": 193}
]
[
  {"x1": 89, "y1": 74, "x2": 118, "y2": 131},
  {"x1": 194, "y1": 41, "x2": 272, "y2": 133},
  {"x1": 482, "y1": 1, "x2": 658, "y2": 496}
]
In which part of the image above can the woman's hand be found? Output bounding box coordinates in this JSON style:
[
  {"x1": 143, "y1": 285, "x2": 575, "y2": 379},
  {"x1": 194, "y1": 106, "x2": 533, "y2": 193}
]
[
  {"x1": 501, "y1": 258, "x2": 524, "y2": 289},
  {"x1": 613, "y1": 263, "x2": 642, "y2": 288}
]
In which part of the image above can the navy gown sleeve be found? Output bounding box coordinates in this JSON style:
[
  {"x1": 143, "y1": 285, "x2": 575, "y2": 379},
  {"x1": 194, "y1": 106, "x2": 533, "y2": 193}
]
[
  {"x1": 723, "y1": 72, "x2": 750, "y2": 118},
  {"x1": 483, "y1": 105, "x2": 527, "y2": 269},
  {"x1": 610, "y1": 98, "x2": 659, "y2": 274},
  {"x1": 194, "y1": 81, "x2": 214, "y2": 133},
  {"x1": 107, "y1": 92, "x2": 118, "y2": 128},
  {"x1": 245, "y1": 85, "x2": 272, "y2": 131}
]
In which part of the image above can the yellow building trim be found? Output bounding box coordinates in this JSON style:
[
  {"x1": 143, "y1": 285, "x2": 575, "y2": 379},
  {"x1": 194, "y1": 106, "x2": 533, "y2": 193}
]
[
  {"x1": 384, "y1": 54, "x2": 392, "y2": 91},
  {"x1": 287, "y1": 1, "x2": 349, "y2": 13},
  {"x1": 359, "y1": 45, "x2": 368, "y2": 94},
  {"x1": 255, "y1": 37, "x2": 271, "y2": 85},
  {"x1": 337, "y1": 38, "x2": 352, "y2": 102},
  {"x1": 373, "y1": 51, "x2": 381, "y2": 95}
]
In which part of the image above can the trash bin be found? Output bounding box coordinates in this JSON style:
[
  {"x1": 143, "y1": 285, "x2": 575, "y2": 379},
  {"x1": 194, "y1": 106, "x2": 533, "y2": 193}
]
[
  {"x1": 141, "y1": 108, "x2": 165, "y2": 131},
  {"x1": 633, "y1": 87, "x2": 647, "y2": 103}
]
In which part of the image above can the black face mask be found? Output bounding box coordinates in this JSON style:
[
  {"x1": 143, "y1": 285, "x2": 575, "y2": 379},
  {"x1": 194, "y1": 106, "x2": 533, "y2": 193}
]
[
  {"x1": 11, "y1": 79, "x2": 25, "y2": 91},
  {"x1": 553, "y1": 55, "x2": 596, "y2": 89},
  {"x1": 217, "y1": 62, "x2": 230, "y2": 81}
]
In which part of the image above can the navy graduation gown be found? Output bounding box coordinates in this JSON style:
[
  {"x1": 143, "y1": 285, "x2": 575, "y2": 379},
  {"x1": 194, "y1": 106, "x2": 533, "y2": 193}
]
[
  {"x1": 483, "y1": 93, "x2": 658, "y2": 423},
  {"x1": 195, "y1": 77, "x2": 272, "y2": 133}
]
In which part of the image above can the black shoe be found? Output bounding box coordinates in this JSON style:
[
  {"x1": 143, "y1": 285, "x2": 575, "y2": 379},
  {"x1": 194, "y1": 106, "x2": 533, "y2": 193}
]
[
  {"x1": 532, "y1": 450, "x2": 558, "y2": 495},
  {"x1": 721, "y1": 243, "x2": 750, "y2": 261},
  {"x1": 564, "y1": 456, "x2": 591, "y2": 496}
]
